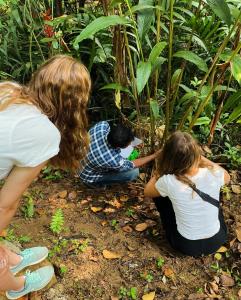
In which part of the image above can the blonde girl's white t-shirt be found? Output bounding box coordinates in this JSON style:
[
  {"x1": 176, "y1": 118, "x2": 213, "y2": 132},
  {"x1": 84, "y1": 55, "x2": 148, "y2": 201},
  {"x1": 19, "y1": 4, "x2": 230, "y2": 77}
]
[
  {"x1": 155, "y1": 168, "x2": 225, "y2": 240},
  {"x1": 0, "y1": 104, "x2": 61, "y2": 180}
]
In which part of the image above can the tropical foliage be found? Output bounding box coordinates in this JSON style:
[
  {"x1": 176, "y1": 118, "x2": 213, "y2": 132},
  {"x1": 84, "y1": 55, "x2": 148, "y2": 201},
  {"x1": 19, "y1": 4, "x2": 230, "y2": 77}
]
[{"x1": 0, "y1": 0, "x2": 241, "y2": 148}]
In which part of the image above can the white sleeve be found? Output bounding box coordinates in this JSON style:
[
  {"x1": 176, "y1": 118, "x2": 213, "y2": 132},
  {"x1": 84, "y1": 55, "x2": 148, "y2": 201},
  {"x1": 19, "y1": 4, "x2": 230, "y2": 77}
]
[
  {"x1": 155, "y1": 176, "x2": 169, "y2": 197},
  {"x1": 11, "y1": 116, "x2": 61, "y2": 167},
  {"x1": 212, "y1": 167, "x2": 225, "y2": 187}
]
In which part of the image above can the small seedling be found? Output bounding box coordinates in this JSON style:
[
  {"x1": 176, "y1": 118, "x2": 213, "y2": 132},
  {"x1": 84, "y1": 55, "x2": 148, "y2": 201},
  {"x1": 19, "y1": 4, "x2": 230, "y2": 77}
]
[
  {"x1": 60, "y1": 265, "x2": 68, "y2": 276},
  {"x1": 42, "y1": 166, "x2": 62, "y2": 180},
  {"x1": 157, "y1": 257, "x2": 165, "y2": 268},
  {"x1": 50, "y1": 208, "x2": 64, "y2": 234},
  {"x1": 126, "y1": 208, "x2": 134, "y2": 217},
  {"x1": 49, "y1": 238, "x2": 68, "y2": 258},
  {"x1": 118, "y1": 287, "x2": 138, "y2": 299},
  {"x1": 19, "y1": 235, "x2": 31, "y2": 243},
  {"x1": 196, "y1": 287, "x2": 203, "y2": 293},
  {"x1": 141, "y1": 272, "x2": 154, "y2": 283},
  {"x1": 21, "y1": 194, "x2": 34, "y2": 218},
  {"x1": 110, "y1": 219, "x2": 119, "y2": 230},
  {"x1": 71, "y1": 238, "x2": 89, "y2": 254}
]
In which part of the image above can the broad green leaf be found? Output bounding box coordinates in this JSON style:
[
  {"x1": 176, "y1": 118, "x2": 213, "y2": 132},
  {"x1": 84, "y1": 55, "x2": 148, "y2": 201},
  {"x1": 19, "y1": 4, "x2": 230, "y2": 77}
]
[
  {"x1": 171, "y1": 69, "x2": 182, "y2": 88},
  {"x1": 12, "y1": 9, "x2": 23, "y2": 29},
  {"x1": 73, "y1": 16, "x2": 129, "y2": 47},
  {"x1": 225, "y1": 103, "x2": 241, "y2": 124},
  {"x1": 223, "y1": 89, "x2": 241, "y2": 112},
  {"x1": 150, "y1": 99, "x2": 160, "y2": 119},
  {"x1": 137, "y1": 0, "x2": 154, "y2": 41},
  {"x1": 151, "y1": 57, "x2": 166, "y2": 73},
  {"x1": 136, "y1": 61, "x2": 152, "y2": 94},
  {"x1": 230, "y1": 55, "x2": 241, "y2": 85},
  {"x1": 174, "y1": 51, "x2": 208, "y2": 72},
  {"x1": 130, "y1": 4, "x2": 155, "y2": 14},
  {"x1": 149, "y1": 42, "x2": 167, "y2": 64},
  {"x1": 100, "y1": 83, "x2": 133, "y2": 96},
  {"x1": 207, "y1": 0, "x2": 232, "y2": 26},
  {"x1": 110, "y1": 0, "x2": 122, "y2": 9},
  {"x1": 194, "y1": 116, "x2": 211, "y2": 126}
]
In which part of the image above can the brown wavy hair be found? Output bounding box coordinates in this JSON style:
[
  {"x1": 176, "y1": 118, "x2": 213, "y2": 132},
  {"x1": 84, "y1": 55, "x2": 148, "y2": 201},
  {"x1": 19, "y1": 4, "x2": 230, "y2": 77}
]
[
  {"x1": 158, "y1": 131, "x2": 209, "y2": 188},
  {"x1": 0, "y1": 55, "x2": 91, "y2": 171}
]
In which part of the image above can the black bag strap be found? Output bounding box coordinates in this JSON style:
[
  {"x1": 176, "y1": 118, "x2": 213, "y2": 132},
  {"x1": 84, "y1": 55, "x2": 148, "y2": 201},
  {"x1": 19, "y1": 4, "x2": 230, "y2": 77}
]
[{"x1": 190, "y1": 185, "x2": 220, "y2": 209}]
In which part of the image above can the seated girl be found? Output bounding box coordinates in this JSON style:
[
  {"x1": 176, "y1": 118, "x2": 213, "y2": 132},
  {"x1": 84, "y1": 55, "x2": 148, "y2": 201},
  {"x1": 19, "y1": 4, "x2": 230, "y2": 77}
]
[{"x1": 144, "y1": 131, "x2": 230, "y2": 257}]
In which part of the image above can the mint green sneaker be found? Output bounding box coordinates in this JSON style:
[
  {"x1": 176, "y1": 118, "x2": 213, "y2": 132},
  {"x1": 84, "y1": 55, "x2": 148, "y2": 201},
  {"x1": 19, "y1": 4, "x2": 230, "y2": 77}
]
[
  {"x1": 10, "y1": 247, "x2": 48, "y2": 275},
  {"x1": 6, "y1": 266, "x2": 54, "y2": 300}
]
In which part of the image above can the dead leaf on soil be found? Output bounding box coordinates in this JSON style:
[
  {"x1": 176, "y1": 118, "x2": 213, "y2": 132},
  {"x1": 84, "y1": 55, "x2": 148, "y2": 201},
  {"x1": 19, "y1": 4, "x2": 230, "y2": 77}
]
[
  {"x1": 202, "y1": 145, "x2": 212, "y2": 154},
  {"x1": 119, "y1": 195, "x2": 129, "y2": 202},
  {"x1": 235, "y1": 227, "x2": 241, "y2": 242},
  {"x1": 230, "y1": 238, "x2": 236, "y2": 247},
  {"x1": 103, "y1": 207, "x2": 116, "y2": 213},
  {"x1": 231, "y1": 184, "x2": 240, "y2": 194},
  {"x1": 102, "y1": 249, "x2": 121, "y2": 259},
  {"x1": 238, "y1": 289, "x2": 241, "y2": 297},
  {"x1": 135, "y1": 223, "x2": 148, "y2": 232},
  {"x1": 209, "y1": 281, "x2": 219, "y2": 293},
  {"x1": 68, "y1": 191, "x2": 77, "y2": 200},
  {"x1": 220, "y1": 274, "x2": 235, "y2": 287},
  {"x1": 216, "y1": 246, "x2": 228, "y2": 253},
  {"x1": 58, "y1": 190, "x2": 68, "y2": 198},
  {"x1": 0, "y1": 230, "x2": 7, "y2": 237},
  {"x1": 145, "y1": 219, "x2": 157, "y2": 227},
  {"x1": 101, "y1": 221, "x2": 107, "y2": 226},
  {"x1": 109, "y1": 199, "x2": 122, "y2": 208},
  {"x1": 142, "y1": 291, "x2": 155, "y2": 300},
  {"x1": 90, "y1": 206, "x2": 103, "y2": 212},
  {"x1": 122, "y1": 225, "x2": 133, "y2": 233},
  {"x1": 111, "y1": 297, "x2": 119, "y2": 300},
  {"x1": 163, "y1": 267, "x2": 175, "y2": 278}
]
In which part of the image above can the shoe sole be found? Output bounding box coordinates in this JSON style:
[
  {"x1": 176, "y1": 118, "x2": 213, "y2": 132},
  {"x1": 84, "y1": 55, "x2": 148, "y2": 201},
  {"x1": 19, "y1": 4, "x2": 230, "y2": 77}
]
[
  {"x1": 12, "y1": 252, "x2": 49, "y2": 275},
  {"x1": 6, "y1": 269, "x2": 54, "y2": 300}
]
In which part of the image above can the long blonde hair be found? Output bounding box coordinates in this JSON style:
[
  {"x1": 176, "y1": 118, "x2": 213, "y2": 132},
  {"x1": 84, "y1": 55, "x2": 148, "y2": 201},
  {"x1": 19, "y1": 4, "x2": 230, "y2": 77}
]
[
  {"x1": 158, "y1": 131, "x2": 210, "y2": 188},
  {"x1": 0, "y1": 55, "x2": 91, "y2": 171}
]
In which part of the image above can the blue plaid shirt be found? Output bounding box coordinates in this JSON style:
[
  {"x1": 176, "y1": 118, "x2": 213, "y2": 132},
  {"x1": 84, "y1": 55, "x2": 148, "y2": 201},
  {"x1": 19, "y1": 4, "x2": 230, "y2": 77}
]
[{"x1": 79, "y1": 121, "x2": 134, "y2": 183}]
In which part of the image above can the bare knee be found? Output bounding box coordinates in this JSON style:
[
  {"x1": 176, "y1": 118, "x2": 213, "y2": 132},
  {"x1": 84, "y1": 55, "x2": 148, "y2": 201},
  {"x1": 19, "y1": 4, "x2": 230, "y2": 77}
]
[{"x1": 0, "y1": 247, "x2": 9, "y2": 276}]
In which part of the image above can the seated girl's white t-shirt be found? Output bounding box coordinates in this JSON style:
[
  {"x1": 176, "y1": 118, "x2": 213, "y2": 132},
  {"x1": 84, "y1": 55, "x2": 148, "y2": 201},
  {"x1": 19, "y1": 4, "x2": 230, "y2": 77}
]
[
  {"x1": 155, "y1": 168, "x2": 225, "y2": 240},
  {"x1": 0, "y1": 104, "x2": 60, "y2": 180}
]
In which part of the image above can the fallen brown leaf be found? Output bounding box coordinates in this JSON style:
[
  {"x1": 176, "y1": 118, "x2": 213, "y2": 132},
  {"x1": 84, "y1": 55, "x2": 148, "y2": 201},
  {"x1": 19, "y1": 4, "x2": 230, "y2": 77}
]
[
  {"x1": 238, "y1": 289, "x2": 241, "y2": 297},
  {"x1": 68, "y1": 191, "x2": 77, "y2": 200},
  {"x1": 210, "y1": 281, "x2": 219, "y2": 293},
  {"x1": 58, "y1": 190, "x2": 68, "y2": 198},
  {"x1": 0, "y1": 230, "x2": 7, "y2": 237},
  {"x1": 122, "y1": 225, "x2": 133, "y2": 233},
  {"x1": 145, "y1": 219, "x2": 157, "y2": 227},
  {"x1": 90, "y1": 206, "x2": 103, "y2": 212},
  {"x1": 103, "y1": 207, "x2": 116, "y2": 213},
  {"x1": 111, "y1": 297, "x2": 119, "y2": 300},
  {"x1": 135, "y1": 223, "x2": 148, "y2": 232},
  {"x1": 109, "y1": 199, "x2": 122, "y2": 208},
  {"x1": 220, "y1": 274, "x2": 235, "y2": 287},
  {"x1": 119, "y1": 195, "x2": 129, "y2": 202},
  {"x1": 230, "y1": 238, "x2": 236, "y2": 247},
  {"x1": 231, "y1": 184, "x2": 240, "y2": 194},
  {"x1": 163, "y1": 267, "x2": 175, "y2": 278},
  {"x1": 216, "y1": 246, "x2": 228, "y2": 253},
  {"x1": 142, "y1": 291, "x2": 155, "y2": 300},
  {"x1": 236, "y1": 227, "x2": 241, "y2": 242},
  {"x1": 102, "y1": 249, "x2": 121, "y2": 259}
]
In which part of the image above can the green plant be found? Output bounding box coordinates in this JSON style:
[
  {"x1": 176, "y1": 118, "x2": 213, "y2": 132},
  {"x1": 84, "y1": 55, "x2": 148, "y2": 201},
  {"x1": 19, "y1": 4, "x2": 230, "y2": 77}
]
[
  {"x1": 21, "y1": 194, "x2": 35, "y2": 218},
  {"x1": 18, "y1": 235, "x2": 31, "y2": 244},
  {"x1": 71, "y1": 238, "x2": 89, "y2": 254},
  {"x1": 126, "y1": 208, "x2": 134, "y2": 217},
  {"x1": 223, "y1": 142, "x2": 241, "y2": 168},
  {"x1": 50, "y1": 208, "x2": 65, "y2": 234},
  {"x1": 60, "y1": 265, "x2": 68, "y2": 276},
  {"x1": 110, "y1": 219, "x2": 119, "y2": 230},
  {"x1": 140, "y1": 272, "x2": 154, "y2": 283},
  {"x1": 157, "y1": 257, "x2": 165, "y2": 268},
  {"x1": 42, "y1": 166, "x2": 63, "y2": 180},
  {"x1": 49, "y1": 238, "x2": 68, "y2": 258},
  {"x1": 118, "y1": 286, "x2": 138, "y2": 300}
]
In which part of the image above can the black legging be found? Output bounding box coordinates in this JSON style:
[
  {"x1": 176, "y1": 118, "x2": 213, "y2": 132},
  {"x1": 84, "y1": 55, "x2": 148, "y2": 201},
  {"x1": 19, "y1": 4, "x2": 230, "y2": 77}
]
[{"x1": 154, "y1": 196, "x2": 227, "y2": 257}]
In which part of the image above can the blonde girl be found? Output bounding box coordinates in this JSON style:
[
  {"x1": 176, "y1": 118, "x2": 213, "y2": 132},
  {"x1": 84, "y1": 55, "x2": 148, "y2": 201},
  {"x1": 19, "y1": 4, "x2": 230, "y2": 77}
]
[
  {"x1": 0, "y1": 55, "x2": 91, "y2": 299},
  {"x1": 144, "y1": 131, "x2": 230, "y2": 257}
]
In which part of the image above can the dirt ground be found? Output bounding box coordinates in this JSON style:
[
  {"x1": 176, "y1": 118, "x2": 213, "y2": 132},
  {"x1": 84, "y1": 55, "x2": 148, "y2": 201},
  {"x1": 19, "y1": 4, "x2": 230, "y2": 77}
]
[{"x1": 4, "y1": 169, "x2": 241, "y2": 300}]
